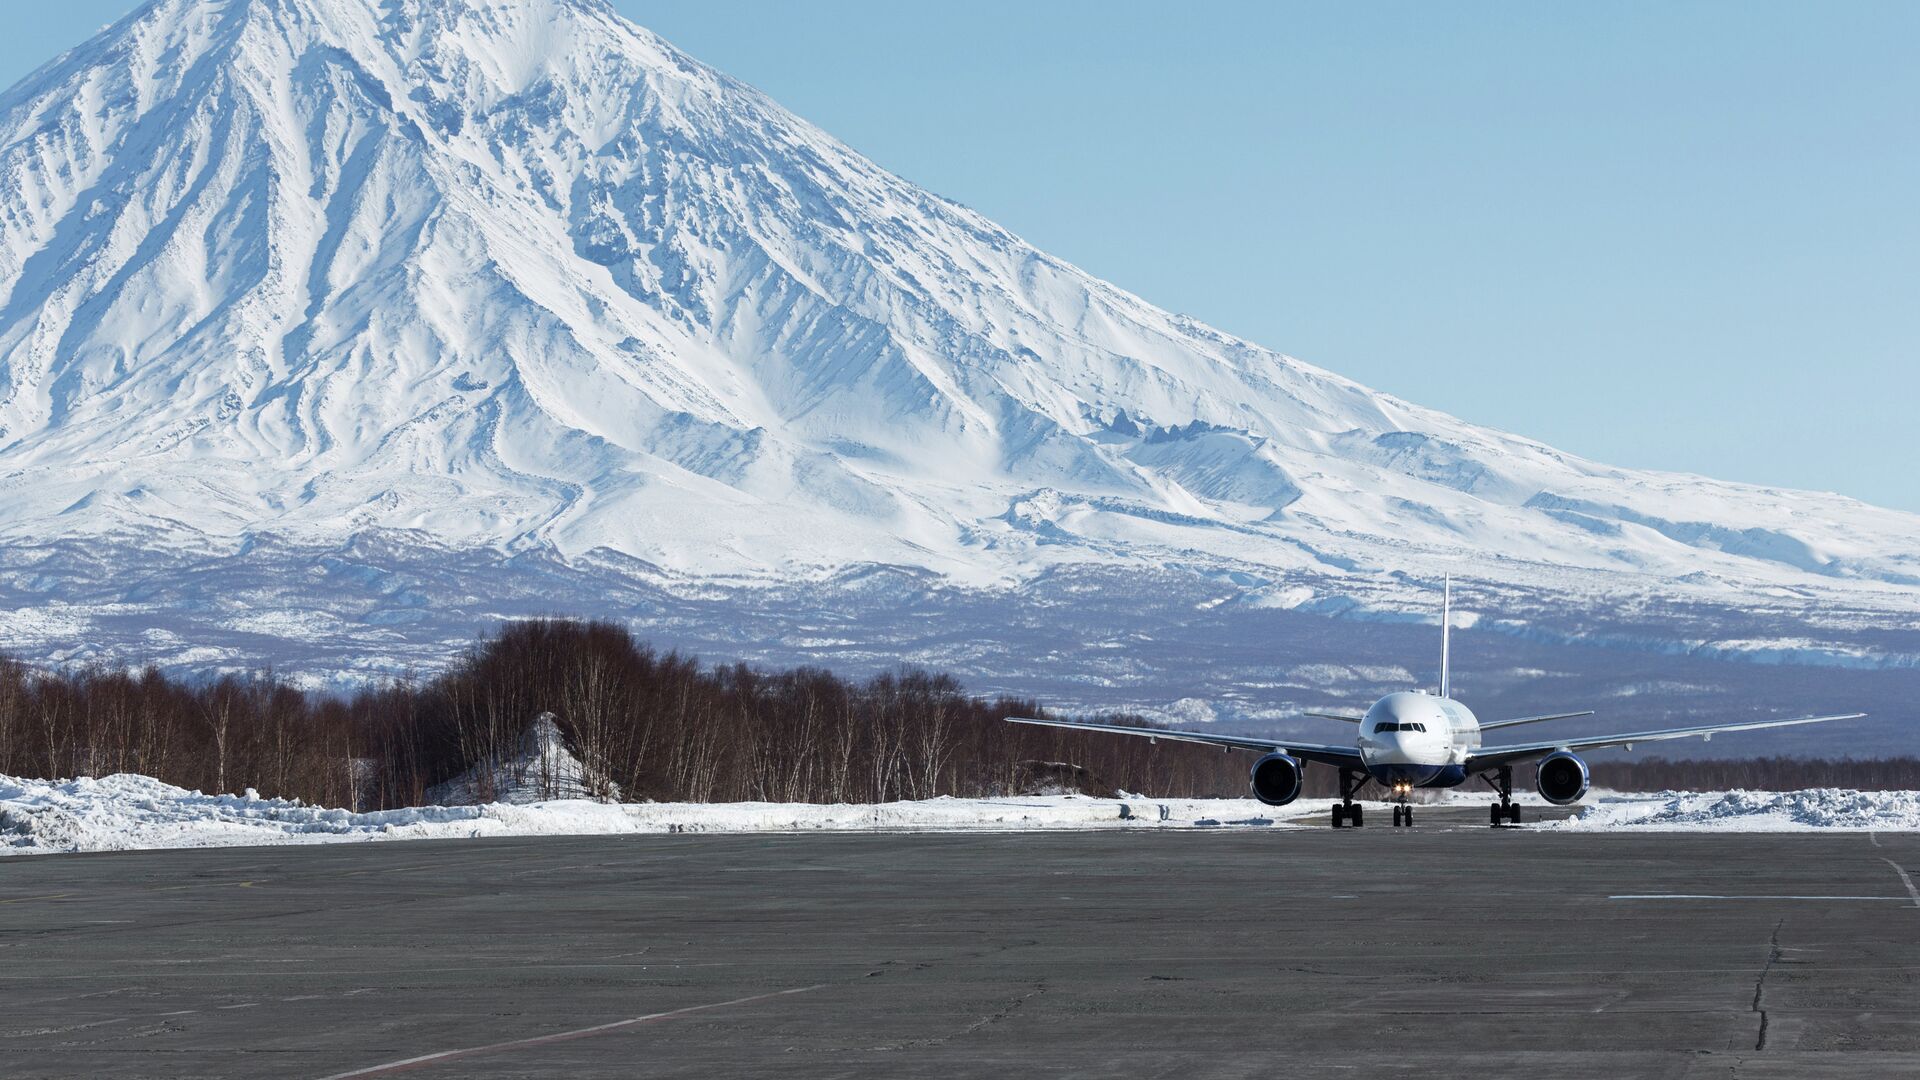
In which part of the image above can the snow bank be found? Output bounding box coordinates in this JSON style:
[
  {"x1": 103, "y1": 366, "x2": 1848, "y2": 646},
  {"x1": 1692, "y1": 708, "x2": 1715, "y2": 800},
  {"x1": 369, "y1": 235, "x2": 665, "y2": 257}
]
[
  {"x1": 1550, "y1": 788, "x2": 1920, "y2": 832},
  {"x1": 9, "y1": 775, "x2": 1918, "y2": 855},
  {"x1": 424, "y1": 713, "x2": 617, "y2": 805},
  {"x1": 0, "y1": 773, "x2": 1306, "y2": 856}
]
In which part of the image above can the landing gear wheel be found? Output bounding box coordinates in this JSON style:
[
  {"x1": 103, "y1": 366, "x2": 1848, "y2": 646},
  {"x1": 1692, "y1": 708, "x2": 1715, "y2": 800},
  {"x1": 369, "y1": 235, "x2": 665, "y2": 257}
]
[
  {"x1": 1404, "y1": 806, "x2": 1414, "y2": 827},
  {"x1": 1392, "y1": 805, "x2": 1403, "y2": 827},
  {"x1": 1333, "y1": 770, "x2": 1373, "y2": 831},
  {"x1": 1483, "y1": 766, "x2": 1520, "y2": 828}
]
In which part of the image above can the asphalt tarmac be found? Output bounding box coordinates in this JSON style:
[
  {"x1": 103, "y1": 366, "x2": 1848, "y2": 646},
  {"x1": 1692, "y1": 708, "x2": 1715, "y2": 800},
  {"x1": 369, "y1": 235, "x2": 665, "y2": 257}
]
[{"x1": 2, "y1": 807, "x2": 1917, "y2": 1078}]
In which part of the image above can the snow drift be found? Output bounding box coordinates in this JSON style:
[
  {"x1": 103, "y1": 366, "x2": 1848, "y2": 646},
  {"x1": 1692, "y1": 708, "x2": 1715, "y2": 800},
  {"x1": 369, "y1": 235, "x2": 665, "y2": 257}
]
[
  {"x1": 423, "y1": 712, "x2": 619, "y2": 805},
  {"x1": 1550, "y1": 788, "x2": 1920, "y2": 832},
  {"x1": 5, "y1": 772, "x2": 1919, "y2": 856},
  {"x1": 0, "y1": 772, "x2": 1301, "y2": 856}
]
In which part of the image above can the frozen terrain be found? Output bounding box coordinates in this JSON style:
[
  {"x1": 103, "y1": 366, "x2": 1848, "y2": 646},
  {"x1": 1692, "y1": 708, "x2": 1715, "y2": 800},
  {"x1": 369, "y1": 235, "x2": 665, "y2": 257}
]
[
  {"x1": 0, "y1": 0, "x2": 1915, "y2": 702},
  {"x1": 0, "y1": 772, "x2": 1305, "y2": 856},
  {"x1": 3, "y1": 772, "x2": 1918, "y2": 856},
  {"x1": 1549, "y1": 788, "x2": 1920, "y2": 832},
  {"x1": 424, "y1": 712, "x2": 620, "y2": 805}
]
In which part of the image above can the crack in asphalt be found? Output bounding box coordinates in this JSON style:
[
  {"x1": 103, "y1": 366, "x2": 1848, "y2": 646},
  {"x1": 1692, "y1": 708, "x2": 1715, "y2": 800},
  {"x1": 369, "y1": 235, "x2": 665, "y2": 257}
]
[
  {"x1": 1751, "y1": 919, "x2": 1784, "y2": 1051},
  {"x1": 861, "y1": 982, "x2": 1047, "y2": 1051}
]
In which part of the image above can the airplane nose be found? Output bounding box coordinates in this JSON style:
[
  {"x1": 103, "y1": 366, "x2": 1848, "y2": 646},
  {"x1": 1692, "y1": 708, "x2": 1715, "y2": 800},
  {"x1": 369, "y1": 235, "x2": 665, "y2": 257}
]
[
  {"x1": 1391, "y1": 727, "x2": 1435, "y2": 761},
  {"x1": 1382, "y1": 730, "x2": 1414, "y2": 759}
]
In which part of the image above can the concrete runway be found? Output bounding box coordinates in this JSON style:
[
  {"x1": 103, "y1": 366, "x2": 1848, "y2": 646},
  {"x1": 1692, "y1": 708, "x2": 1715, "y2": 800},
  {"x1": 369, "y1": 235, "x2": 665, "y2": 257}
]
[{"x1": 2, "y1": 810, "x2": 1917, "y2": 1078}]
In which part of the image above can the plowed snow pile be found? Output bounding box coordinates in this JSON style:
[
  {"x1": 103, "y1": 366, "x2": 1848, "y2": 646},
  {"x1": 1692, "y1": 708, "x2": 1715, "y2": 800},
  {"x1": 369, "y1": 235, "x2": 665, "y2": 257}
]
[
  {"x1": 423, "y1": 714, "x2": 619, "y2": 805},
  {"x1": 0, "y1": 773, "x2": 1301, "y2": 855},
  {"x1": 8, "y1": 776, "x2": 1918, "y2": 854},
  {"x1": 1552, "y1": 789, "x2": 1920, "y2": 831}
]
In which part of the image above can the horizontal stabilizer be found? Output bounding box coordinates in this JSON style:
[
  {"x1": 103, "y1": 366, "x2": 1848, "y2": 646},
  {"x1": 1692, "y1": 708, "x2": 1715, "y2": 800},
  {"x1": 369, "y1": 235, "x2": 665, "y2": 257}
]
[
  {"x1": 1305, "y1": 711, "x2": 1365, "y2": 723},
  {"x1": 1480, "y1": 710, "x2": 1594, "y2": 731}
]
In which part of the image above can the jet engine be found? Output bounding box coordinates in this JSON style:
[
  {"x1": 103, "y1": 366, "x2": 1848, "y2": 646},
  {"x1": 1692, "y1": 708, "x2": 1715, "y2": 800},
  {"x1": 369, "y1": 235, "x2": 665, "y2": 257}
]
[
  {"x1": 1535, "y1": 751, "x2": 1591, "y2": 805},
  {"x1": 1249, "y1": 753, "x2": 1304, "y2": 806}
]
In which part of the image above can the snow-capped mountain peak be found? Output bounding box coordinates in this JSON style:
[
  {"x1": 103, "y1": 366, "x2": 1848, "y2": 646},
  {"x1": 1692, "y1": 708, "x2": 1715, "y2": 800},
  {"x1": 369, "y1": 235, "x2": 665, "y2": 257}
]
[{"x1": 1, "y1": 0, "x2": 1917, "y2": 613}]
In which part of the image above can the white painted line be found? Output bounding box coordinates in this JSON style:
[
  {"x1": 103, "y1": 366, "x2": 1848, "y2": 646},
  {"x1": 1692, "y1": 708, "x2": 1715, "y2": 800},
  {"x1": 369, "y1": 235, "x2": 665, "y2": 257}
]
[
  {"x1": 1608, "y1": 895, "x2": 1908, "y2": 902},
  {"x1": 313, "y1": 983, "x2": 828, "y2": 1079},
  {"x1": 1882, "y1": 858, "x2": 1920, "y2": 909}
]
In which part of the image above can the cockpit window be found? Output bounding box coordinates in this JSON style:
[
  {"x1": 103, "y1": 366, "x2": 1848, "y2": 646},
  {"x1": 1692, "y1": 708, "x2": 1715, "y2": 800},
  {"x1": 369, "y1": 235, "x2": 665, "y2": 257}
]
[{"x1": 1374, "y1": 721, "x2": 1427, "y2": 733}]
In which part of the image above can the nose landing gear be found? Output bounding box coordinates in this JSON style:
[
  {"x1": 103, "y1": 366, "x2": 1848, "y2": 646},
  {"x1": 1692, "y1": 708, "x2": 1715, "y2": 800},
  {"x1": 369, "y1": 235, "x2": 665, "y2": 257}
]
[{"x1": 1389, "y1": 780, "x2": 1415, "y2": 827}]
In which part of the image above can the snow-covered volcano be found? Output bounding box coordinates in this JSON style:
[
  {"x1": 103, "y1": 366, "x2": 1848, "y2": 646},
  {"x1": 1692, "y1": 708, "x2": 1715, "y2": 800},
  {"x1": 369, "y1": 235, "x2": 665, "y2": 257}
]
[{"x1": 0, "y1": 0, "x2": 1917, "y2": 697}]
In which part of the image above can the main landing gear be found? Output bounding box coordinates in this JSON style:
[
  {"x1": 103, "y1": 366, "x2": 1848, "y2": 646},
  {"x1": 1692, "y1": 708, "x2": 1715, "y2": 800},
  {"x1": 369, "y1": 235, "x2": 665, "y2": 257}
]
[
  {"x1": 1331, "y1": 769, "x2": 1371, "y2": 828},
  {"x1": 1482, "y1": 766, "x2": 1522, "y2": 827}
]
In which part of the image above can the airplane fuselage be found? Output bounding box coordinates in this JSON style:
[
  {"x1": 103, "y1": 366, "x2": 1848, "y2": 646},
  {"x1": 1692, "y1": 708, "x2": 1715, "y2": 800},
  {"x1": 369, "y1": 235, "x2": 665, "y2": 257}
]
[{"x1": 1357, "y1": 691, "x2": 1481, "y2": 789}]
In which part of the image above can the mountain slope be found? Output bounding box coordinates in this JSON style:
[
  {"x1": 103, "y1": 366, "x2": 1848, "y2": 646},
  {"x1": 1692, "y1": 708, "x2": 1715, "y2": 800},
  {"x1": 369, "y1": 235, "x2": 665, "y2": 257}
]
[{"x1": 0, "y1": 0, "x2": 1917, "y2": 677}]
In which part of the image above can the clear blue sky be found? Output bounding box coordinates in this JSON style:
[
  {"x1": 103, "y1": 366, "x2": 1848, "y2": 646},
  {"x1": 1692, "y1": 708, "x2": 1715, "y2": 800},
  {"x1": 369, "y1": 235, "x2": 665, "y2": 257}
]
[{"x1": 9, "y1": 2, "x2": 1917, "y2": 510}]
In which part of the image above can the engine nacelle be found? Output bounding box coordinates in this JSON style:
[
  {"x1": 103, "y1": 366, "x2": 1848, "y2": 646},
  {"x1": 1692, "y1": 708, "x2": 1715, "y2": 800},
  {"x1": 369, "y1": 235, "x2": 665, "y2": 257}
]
[
  {"x1": 1249, "y1": 753, "x2": 1304, "y2": 806},
  {"x1": 1535, "y1": 751, "x2": 1591, "y2": 805}
]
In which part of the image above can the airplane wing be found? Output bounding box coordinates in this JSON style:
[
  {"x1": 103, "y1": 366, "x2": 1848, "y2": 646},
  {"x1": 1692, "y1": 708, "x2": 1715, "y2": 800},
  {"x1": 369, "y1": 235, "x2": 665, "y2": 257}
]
[
  {"x1": 1466, "y1": 712, "x2": 1866, "y2": 771},
  {"x1": 1004, "y1": 716, "x2": 1363, "y2": 768},
  {"x1": 1478, "y1": 710, "x2": 1594, "y2": 732}
]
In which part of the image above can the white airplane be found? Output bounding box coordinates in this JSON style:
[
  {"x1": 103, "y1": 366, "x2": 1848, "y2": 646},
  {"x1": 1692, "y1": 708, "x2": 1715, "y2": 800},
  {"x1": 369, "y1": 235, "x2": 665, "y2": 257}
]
[{"x1": 1008, "y1": 578, "x2": 1865, "y2": 828}]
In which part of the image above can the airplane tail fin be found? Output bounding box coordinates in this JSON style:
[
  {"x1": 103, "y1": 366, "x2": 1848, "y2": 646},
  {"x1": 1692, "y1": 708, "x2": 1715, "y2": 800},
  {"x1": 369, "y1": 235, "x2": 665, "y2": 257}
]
[{"x1": 1439, "y1": 575, "x2": 1452, "y2": 699}]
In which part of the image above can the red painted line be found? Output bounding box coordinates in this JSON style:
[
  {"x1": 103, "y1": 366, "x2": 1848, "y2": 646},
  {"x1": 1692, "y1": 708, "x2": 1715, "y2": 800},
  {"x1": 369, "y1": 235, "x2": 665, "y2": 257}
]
[{"x1": 314, "y1": 983, "x2": 828, "y2": 1079}]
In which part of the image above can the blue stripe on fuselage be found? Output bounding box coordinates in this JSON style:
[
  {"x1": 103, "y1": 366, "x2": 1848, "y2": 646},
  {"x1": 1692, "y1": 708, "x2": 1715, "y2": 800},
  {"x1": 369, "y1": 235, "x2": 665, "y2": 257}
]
[{"x1": 1367, "y1": 763, "x2": 1468, "y2": 789}]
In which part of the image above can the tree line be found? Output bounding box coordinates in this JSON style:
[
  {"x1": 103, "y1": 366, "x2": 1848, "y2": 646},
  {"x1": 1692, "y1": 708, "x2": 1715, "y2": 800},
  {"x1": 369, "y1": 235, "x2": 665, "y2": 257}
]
[
  {"x1": 0, "y1": 619, "x2": 1909, "y2": 808},
  {"x1": 0, "y1": 620, "x2": 1244, "y2": 808}
]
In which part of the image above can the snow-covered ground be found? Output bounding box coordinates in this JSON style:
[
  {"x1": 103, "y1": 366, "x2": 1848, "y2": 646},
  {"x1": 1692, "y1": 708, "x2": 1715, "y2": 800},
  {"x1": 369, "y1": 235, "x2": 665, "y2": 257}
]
[
  {"x1": 0, "y1": 773, "x2": 1314, "y2": 856},
  {"x1": 423, "y1": 713, "x2": 620, "y2": 806},
  {"x1": 4, "y1": 774, "x2": 1919, "y2": 856},
  {"x1": 1546, "y1": 788, "x2": 1920, "y2": 832}
]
